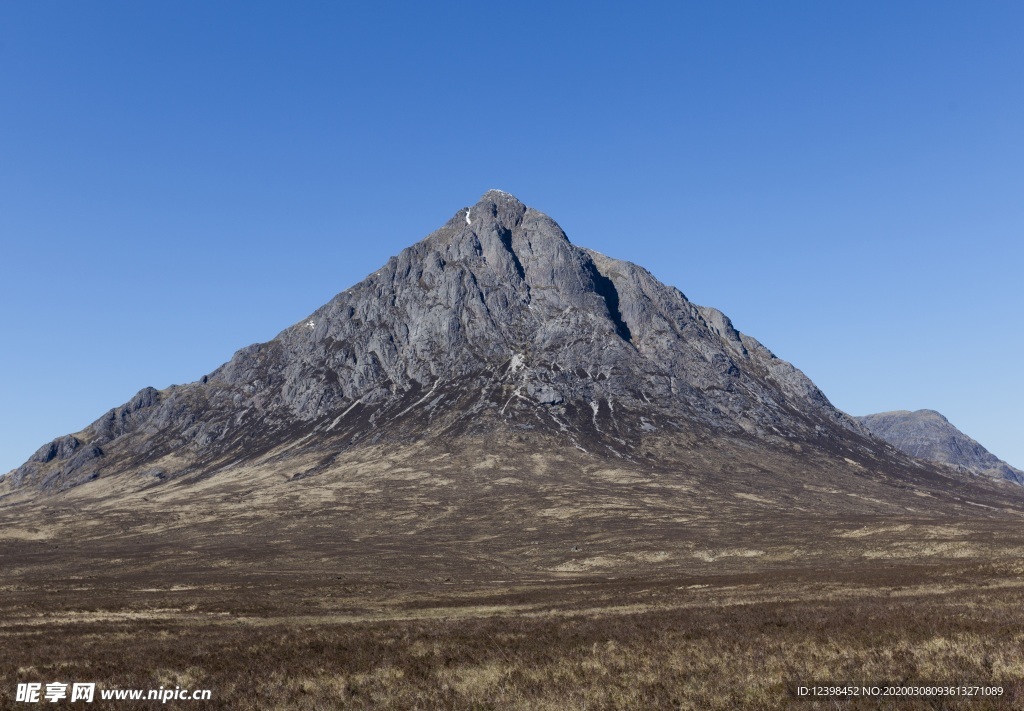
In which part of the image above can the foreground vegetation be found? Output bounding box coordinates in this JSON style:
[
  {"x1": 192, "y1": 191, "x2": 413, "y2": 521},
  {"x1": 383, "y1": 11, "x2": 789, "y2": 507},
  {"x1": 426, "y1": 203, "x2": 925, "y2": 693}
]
[
  {"x1": 4, "y1": 564, "x2": 1024, "y2": 710},
  {"x1": 5, "y1": 446, "x2": 1024, "y2": 709}
]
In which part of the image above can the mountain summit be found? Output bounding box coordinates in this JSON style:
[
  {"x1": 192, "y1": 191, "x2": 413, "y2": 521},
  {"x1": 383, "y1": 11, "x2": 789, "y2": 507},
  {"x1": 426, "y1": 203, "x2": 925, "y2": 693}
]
[{"x1": 5, "y1": 192, "x2": 934, "y2": 497}]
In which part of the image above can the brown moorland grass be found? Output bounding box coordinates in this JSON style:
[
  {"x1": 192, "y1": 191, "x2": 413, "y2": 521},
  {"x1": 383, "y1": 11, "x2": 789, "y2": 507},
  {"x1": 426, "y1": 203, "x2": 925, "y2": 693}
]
[
  {"x1": 5, "y1": 442, "x2": 1024, "y2": 709},
  {"x1": 3, "y1": 565, "x2": 1024, "y2": 710}
]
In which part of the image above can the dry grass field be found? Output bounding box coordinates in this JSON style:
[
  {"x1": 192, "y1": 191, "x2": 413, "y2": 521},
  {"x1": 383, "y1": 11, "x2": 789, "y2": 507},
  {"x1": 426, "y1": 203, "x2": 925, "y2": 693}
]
[
  {"x1": 4, "y1": 559, "x2": 1024, "y2": 709},
  {"x1": 4, "y1": 438, "x2": 1024, "y2": 709}
]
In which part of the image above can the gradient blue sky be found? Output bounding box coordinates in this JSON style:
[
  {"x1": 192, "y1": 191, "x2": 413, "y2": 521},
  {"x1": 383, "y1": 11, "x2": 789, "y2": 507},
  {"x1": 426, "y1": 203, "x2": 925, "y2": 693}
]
[{"x1": 1, "y1": 1, "x2": 1021, "y2": 474}]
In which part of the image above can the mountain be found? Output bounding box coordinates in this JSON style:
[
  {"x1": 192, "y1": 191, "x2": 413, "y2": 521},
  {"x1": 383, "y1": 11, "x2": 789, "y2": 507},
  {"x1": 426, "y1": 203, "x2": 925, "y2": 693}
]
[
  {"x1": 6, "y1": 192, "x2": 1024, "y2": 711},
  {"x1": 856, "y1": 410, "x2": 1023, "y2": 485},
  {"x1": 1, "y1": 191, "x2": 1005, "y2": 518}
]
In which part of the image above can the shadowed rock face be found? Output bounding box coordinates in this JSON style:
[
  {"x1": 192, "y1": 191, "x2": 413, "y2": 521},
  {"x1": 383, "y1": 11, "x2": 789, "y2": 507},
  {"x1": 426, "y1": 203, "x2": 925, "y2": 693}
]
[
  {"x1": 11, "y1": 190, "x2": 877, "y2": 493},
  {"x1": 856, "y1": 410, "x2": 1023, "y2": 485}
]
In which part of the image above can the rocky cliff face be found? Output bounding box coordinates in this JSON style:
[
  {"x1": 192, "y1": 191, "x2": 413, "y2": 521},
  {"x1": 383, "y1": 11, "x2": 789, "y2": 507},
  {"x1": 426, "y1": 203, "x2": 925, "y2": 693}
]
[
  {"x1": 856, "y1": 410, "x2": 1023, "y2": 485},
  {"x1": 12, "y1": 190, "x2": 877, "y2": 494}
]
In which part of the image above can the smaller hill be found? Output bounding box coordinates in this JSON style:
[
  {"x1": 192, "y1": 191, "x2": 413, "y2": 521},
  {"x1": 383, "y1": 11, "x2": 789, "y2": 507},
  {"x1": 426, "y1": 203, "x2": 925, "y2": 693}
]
[{"x1": 857, "y1": 410, "x2": 1023, "y2": 485}]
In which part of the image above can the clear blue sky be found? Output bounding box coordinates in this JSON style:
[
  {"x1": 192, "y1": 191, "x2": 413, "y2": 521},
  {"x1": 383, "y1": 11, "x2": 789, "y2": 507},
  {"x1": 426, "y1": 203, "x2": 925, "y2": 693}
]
[{"x1": 1, "y1": 1, "x2": 1021, "y2": 474}]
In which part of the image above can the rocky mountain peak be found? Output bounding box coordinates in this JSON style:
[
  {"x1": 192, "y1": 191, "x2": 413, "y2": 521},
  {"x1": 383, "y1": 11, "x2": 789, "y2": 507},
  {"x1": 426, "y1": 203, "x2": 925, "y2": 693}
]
[
  {"x1": 10, "y1": 192, "x2": 870, "y2": 494},
  {"x1": 460, "y1": 190, "x2": 526, "y2": 232}
]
